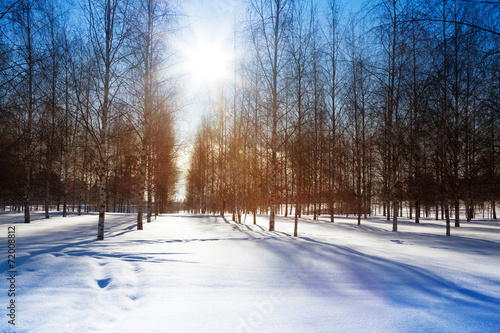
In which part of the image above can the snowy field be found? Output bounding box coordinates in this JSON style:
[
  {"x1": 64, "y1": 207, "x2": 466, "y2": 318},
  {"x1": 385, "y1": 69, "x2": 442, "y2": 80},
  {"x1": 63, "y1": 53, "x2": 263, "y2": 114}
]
[{"x1": 1, "y1": 211, "x2": 500, "y2": 332}]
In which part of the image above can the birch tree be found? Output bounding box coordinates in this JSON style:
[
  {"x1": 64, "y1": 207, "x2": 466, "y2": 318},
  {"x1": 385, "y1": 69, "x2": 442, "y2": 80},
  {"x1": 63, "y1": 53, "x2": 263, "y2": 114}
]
[{"x1": 86, "y1": 0, "x2": 130, "y2": 240}]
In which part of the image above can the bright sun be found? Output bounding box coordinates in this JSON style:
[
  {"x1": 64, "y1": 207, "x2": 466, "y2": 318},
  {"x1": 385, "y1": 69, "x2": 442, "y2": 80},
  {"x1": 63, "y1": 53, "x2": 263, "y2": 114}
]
[{"x1": 183, "y1": 39, "x2": 232, "y2": 88}]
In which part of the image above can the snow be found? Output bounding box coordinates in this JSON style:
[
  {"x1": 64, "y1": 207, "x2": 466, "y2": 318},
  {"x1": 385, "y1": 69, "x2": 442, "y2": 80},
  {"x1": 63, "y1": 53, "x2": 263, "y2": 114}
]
[{"x1": 1, "y1": 211, "x2": 500, "y2": 332}]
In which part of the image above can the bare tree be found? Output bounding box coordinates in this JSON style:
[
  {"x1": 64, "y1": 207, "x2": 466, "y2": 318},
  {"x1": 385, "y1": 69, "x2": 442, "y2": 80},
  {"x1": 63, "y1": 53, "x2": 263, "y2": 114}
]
[
  {"x1": 247, "y1": 0, "x2": 292, "y2": 231},
  {"x1": 8, "y1": 0, "x2": 45, "y2": 223},
  {"x1": 323, "y1": 0, "x2": 341, "y2": 223},
  {"x1": 86, "y1": 0, "x2": 130, "y2": 240}
]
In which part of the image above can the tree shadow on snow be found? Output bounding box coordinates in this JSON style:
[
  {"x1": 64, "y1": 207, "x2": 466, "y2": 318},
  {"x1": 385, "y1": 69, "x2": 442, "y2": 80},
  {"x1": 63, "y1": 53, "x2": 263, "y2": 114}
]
[
  {"x1": 219, "y1": 215, "x2": 500, "y2": 330},
  {"x1": 256, "y1": 232, "x2": 500, "y2": 330},
  {"x1": 0, "y1": 213, "x2": 151, "y2": 273}
]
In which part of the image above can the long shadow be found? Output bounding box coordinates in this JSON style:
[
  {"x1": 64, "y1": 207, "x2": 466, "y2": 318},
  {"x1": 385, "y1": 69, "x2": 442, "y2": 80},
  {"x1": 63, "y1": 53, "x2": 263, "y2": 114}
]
[
  {"x1": 58, "y1": 250, "x2": 199, "y2": 265},
  {"x1": 365, "y1": 215, "x2": 500, "y2": 235},
  {"x1": 221, "y1": 217, "x2": 500, "y2": 329},
  {"x1": 0, "y1": 237, "x2": 95, "y2": 274},
  {"x1": 0, "y1": 214, "x2": 276, "y2": 275},
  {"x1": 282, "y1": 215, "x2": 500, "y2": 256},
  {"x1": 175, "y1": 214, "x2": 220, "y2": 220},
  {"x1": 0, "y1": 213, "x2": 141, "y2": 273},
  {"x1": 330, "y1": 221, "x2": 394, "y2": 234},
  {"x1": 299, "y1": 236, "x2": 500, "y2": 309},
  {"x1": 298, "y1": 236, "x2": 499, "y2": 324},
  {"x1": 108, "y1": 223, "x2": 137, "y2": 238},
  {"x1": 445, "y1": 225, "x2": 500, "y2": 234}
]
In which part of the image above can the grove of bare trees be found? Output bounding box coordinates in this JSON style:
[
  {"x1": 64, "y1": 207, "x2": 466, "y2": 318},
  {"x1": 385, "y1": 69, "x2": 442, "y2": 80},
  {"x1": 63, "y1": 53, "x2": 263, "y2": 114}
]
[
  {"x1": 0, "y1": 0, "x2": 179, "y2": 239},
  {"x1": 1, "y1": 0, "x2": 498, "y2": 240},
  {"x1": 185, "y1": 0, "x2": 500, "y2": 236}
]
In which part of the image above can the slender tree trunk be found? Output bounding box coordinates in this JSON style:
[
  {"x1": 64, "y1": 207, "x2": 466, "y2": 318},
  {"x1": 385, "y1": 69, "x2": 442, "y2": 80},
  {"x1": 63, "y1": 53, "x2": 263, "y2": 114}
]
[
  {"x1": 492, "y1": 199, "x2": 497, "y2": 219},
  {"x1": 415, "y1": 199, "x2": 420, "y2": 224},
  {"x1": 445, "y1": 200, "x2": 450, "y2": 236},
  {"x1": 97, "y1": 160, "x2": 106, "y2": 240},
  {"x1": 45, "y1": 181, "x2": 50, "y2": 219},
  {"x1": 97, "y1": 0, "x2": 113, "y2": 241},
  {"x1": 137, "y1": 159, "x2": 145, "y2": 230},
  {"x1": 24, "y1": 2, "x2": 34, "y2": 224}
]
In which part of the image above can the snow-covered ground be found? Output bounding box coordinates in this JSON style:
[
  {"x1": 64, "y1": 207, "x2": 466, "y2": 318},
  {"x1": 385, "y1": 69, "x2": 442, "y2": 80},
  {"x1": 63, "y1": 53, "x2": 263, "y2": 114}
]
[{"x1": 1, "y1": 211, "x2": 499, "y2": 332}]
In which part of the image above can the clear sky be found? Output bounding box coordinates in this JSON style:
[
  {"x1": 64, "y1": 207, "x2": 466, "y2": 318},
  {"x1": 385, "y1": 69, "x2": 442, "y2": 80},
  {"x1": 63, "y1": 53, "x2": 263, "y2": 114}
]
[{"x1": 176, "y1": 0, "x2": 240, "y2": 139}]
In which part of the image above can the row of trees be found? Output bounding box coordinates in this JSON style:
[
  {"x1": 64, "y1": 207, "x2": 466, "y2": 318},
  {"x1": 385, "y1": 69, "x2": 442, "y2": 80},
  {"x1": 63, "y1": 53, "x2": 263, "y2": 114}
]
[
  {"x1": 0, "y1": 0, "x2": 179, "y2": 239},
  {"x1": 185, "y1": 0, "x2": 500, "y2": 236}
]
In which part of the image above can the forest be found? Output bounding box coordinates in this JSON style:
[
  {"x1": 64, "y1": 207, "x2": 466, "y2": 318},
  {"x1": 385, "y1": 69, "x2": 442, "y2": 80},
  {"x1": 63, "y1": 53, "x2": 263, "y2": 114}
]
[
  {"x1": 2, "y1": 2, "x2": 500, "y2": 331},
  {"x1": 0, "y1": 0, "x2": 179, "y2": 239},
  {"x1": 184, "y1": 0, "x2": 500, "y2": 236},
  {"x1": 1, "y1": 0, "x2": 499, "y2": 240}
]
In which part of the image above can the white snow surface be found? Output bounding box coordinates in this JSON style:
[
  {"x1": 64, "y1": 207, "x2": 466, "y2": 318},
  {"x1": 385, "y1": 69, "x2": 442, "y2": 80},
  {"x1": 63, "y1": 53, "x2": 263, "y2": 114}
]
[{"x1": 1, "y1": 211, "x2": 500, "y2": 332}]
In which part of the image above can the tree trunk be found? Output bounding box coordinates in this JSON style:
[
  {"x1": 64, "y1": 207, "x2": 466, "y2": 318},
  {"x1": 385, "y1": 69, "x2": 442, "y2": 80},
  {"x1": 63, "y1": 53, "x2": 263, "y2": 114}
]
[
  {"x1": 392, "y1": 198, "x2": 398, "y2": 232},
  {"x1": 45, "y1": 181, "x2": 50, "y2": 219},
  {"x1": 415, "y1": 199, "x2": 420, "y2": 224},
  {"x1": 445, "y1": 200, "x2": 450, "y2": 236},
  {"x1": 492, "y1": 199, "x2": 497, "y2": 220},
  {"x1": 97, "y1": 162, "x2": 106, "y2": 240}
]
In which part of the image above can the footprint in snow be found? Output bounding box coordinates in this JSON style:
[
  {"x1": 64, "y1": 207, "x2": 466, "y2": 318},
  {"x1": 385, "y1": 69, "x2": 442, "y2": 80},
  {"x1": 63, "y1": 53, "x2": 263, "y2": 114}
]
[{"x1": 97, "y1": 278, "x2": 111, "y2": 288}]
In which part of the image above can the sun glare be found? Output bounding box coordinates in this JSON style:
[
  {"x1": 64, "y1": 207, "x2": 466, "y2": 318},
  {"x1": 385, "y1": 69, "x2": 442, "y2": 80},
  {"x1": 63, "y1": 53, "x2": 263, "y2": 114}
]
[{"x1": 183, "y1": 39, "x2": 232, "y2": 88}]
